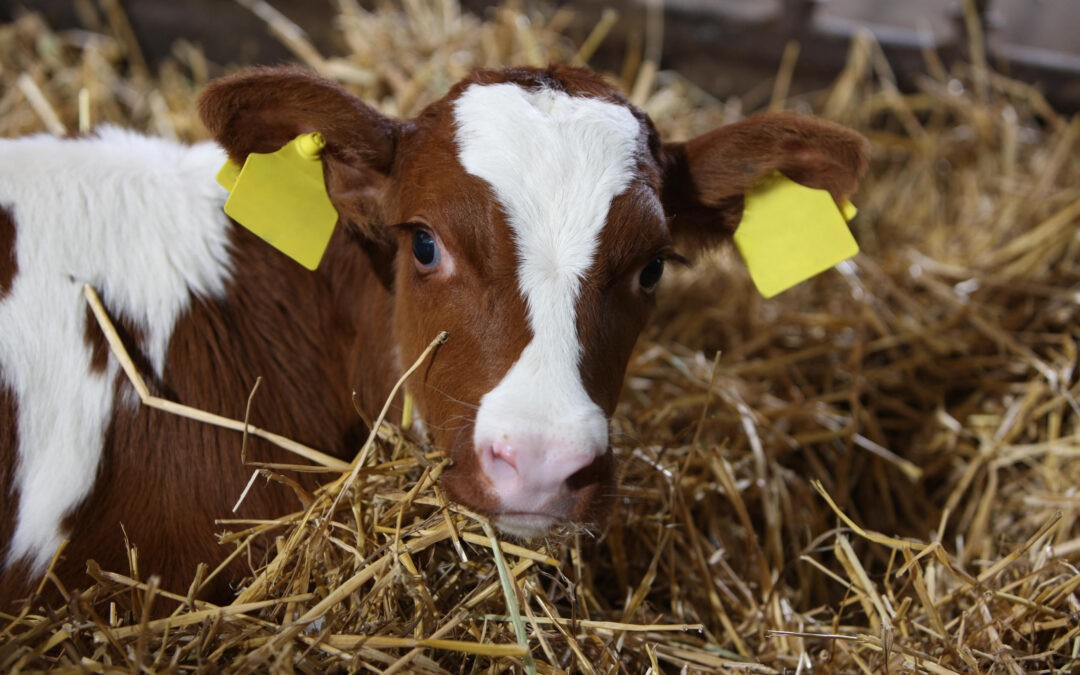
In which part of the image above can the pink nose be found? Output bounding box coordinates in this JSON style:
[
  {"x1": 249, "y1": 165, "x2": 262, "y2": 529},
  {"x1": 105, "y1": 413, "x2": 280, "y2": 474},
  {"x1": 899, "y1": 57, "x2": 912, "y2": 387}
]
[{"x1": 479, "y1": 435, "x2": 602, "y2": 522}]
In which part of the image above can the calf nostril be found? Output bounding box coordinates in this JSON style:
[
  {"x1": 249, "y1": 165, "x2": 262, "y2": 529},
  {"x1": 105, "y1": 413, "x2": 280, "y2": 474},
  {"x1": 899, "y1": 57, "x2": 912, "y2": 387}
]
[
  {"x1": 490, "y1": 441, "x2": 518, "y2": 469},
  {"x1": 485, "y1": 443, "x2": 519, "y2": 483},
  {"x1": 564, "y1": 454, "x2": 604, "y2": 491}
]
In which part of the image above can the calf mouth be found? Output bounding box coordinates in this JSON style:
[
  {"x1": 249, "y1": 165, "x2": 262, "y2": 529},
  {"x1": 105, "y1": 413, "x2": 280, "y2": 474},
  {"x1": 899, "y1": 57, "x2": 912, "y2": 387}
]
[{"x1": 491, "y1": 512, "x2": 563, "y2": 539}]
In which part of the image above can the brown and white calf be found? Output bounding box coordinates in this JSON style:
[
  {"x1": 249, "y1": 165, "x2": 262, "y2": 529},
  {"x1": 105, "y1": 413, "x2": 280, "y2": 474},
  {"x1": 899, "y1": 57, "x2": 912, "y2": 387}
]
[{"x1": 0, "y1": 65, "x2": 868, "y2": 607}]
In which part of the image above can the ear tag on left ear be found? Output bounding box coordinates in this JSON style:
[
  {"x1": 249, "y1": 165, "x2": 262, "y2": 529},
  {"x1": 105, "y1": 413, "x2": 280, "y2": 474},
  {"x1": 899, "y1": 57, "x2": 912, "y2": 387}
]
[
  {"x1": 217, "y1": 132, "x2": 338, "y2": 271},
  {"x1": 733, "y1": 171, "x2": 859, "y2": 299}
]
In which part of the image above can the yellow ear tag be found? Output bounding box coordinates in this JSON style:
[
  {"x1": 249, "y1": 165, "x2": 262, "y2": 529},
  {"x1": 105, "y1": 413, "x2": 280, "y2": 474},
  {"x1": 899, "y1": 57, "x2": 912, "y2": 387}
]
[
  {"x1": 733, "y1": 171, "x2": 859, "y2": 298},
  {"x1": 217, "y1": 132, "x2": 338, "y2": 271}
]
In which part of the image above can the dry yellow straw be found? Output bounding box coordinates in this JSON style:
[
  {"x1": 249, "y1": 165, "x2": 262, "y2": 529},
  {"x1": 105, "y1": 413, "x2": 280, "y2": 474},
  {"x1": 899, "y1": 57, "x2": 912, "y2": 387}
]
[{"x1": 482, "y1": 520, "x2": 537, "y2": 674}]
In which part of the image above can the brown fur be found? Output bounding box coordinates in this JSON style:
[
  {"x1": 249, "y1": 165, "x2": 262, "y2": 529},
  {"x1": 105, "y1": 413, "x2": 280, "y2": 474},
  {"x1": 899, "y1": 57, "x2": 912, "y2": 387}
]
[
  {"x1": 0, "y1": 65, "x2": 869, "y2": 610},
  {"x1": 0, "y1": 206, "x2": 15, "y2": 298},
  {"x1": 0, "y1": 384, "x2": 21, "y2": 603}
]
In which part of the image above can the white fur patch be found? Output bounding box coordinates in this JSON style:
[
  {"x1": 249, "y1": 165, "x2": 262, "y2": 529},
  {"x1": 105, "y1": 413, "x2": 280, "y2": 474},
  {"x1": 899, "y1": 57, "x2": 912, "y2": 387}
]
[
  {"x1": 453, "y1": 82, "x2": 641, "y2": 460},
  {"x1": 0, "y1": 127, "x2": 232, "y2": 573}
]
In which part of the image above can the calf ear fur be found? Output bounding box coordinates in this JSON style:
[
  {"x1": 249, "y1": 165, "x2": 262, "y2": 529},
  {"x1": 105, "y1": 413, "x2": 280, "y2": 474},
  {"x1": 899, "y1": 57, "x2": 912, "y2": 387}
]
[
  {"x1": 660, "y1": 112, "x2": 870, "y2": 254},
  {"x1": 198, "y1": 65, "x2": 401, "y2": 241}
]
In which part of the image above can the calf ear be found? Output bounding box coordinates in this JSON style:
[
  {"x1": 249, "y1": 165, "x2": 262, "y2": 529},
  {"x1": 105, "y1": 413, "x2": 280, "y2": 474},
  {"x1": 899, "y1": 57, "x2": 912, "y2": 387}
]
[
  {"x1": 660, "y1": 112, "x2": 870, "y2": 254},
  {"x1": 197, "y1": 65, "x2": 400, "y2": 240}
]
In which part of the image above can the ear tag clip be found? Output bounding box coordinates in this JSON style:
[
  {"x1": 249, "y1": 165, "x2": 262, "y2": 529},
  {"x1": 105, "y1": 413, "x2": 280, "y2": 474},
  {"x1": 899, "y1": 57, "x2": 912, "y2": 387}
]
[
  {"x1": 216, "y1": 132, "x2": 338, "y2": 271},
  {"x1": 733, "y1": 171, "x2": 859, "y2": 298}
]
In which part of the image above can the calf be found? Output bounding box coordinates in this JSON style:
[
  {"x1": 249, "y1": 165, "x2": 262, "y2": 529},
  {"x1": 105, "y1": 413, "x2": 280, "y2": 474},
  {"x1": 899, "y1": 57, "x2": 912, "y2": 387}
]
[{"x1": 0, "y1": 65, "x2": 868, "y2": 607}]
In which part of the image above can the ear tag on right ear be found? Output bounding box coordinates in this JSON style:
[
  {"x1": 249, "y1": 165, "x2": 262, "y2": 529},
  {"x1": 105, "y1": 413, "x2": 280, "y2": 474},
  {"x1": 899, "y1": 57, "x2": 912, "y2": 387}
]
[
  {"x1": 219, "y1": 132, "x2": 338, "y2": 271},
  {"x1": 733, "y1": 171, "x2": 859, "y2": 298}
]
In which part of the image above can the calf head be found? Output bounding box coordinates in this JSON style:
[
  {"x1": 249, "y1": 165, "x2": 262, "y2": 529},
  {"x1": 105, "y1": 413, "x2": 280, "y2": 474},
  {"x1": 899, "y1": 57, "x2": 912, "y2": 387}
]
[{"x1": 199, "y1": 65, "x2": 869, "y2": 537}]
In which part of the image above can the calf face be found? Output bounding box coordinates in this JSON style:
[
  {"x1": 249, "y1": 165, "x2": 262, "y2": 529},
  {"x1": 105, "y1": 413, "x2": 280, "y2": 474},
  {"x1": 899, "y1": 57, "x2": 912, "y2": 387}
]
[{"x1": 199, "y1": 65, "x2": 869, "y2": 538}]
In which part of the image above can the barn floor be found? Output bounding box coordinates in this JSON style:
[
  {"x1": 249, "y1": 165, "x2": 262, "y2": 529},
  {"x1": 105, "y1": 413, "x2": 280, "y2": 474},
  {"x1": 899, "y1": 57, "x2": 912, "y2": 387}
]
[{"x1": 1, "y1": 1, "x2": 1078, "y2": 672}]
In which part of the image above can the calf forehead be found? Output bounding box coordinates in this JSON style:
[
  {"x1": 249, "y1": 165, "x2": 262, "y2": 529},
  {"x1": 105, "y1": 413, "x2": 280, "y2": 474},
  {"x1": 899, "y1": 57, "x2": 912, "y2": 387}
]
[
  {"x1": 452, "y1": 82, "x2": 644, "y2": 237},
  {"x1": 452, "y1": 82, "x2": 644, "y2": 324}
]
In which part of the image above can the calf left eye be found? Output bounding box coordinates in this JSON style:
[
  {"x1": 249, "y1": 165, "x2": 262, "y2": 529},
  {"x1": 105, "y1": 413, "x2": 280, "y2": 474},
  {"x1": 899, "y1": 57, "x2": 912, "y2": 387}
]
[
  {"x1": 638, "y1": 257, "x2": 664, "y2": 292},
  {"x1": 412, "y1": 229, "x2": 440, "y2": 269}
]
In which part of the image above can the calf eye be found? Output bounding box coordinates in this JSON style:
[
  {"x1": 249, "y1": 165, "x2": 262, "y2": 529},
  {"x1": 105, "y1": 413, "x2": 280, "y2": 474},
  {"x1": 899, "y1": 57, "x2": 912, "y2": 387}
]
[
  {"x1": 412, "y1": 229, "x2": 440, "y2": 269},
  {"x1": 638, "y1": 257, "x2": 664, "y2": 292}
]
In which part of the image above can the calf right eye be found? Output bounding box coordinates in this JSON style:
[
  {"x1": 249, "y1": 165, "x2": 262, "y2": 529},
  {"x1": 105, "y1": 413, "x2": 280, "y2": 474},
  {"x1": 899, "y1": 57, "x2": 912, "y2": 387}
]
[
  {"x1": 412, "y1": 229, "x2": 440, "y2": 269},
  {"x1": 638, "y1": 257, "x2": 664, "y2": 292}
]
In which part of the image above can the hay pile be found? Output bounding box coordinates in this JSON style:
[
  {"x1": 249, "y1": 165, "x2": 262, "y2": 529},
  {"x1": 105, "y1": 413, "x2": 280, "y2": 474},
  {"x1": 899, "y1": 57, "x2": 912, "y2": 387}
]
[{"x1": 2, "y1": 1, "x2": 1078, "y2": 672}]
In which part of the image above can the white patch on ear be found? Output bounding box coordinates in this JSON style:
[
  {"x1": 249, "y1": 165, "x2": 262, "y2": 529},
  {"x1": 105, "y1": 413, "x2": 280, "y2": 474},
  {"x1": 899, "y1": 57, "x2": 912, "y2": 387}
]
[
  {"x1": 0, "y1": 127, "x2": 232, "y2": 574},
  {"x1": 453, "y1": 82, "x2": 641, "y2": 454}
]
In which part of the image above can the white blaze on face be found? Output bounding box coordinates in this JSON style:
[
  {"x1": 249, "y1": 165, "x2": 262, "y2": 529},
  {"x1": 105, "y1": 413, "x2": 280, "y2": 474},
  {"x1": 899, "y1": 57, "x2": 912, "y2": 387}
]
[
  {"x1": 0, "y1": 127, "x2": 232, "y2": 573},
  {"x1": 453, "y1": 82, "x2": 642, "y2": 496}
]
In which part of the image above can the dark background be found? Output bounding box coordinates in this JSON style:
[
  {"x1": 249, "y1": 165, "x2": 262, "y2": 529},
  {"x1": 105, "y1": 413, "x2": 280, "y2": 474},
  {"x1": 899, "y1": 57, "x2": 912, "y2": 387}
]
[{"x1": 4, "y1": 0, "x2": 1079, "y2": 112}]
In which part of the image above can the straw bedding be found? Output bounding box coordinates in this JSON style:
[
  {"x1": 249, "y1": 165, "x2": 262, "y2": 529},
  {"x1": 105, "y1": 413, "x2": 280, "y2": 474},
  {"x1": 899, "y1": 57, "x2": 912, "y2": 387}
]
[{"x1": 1, "y1": 1, "x2": 1078, "y2": 672}]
